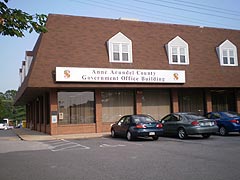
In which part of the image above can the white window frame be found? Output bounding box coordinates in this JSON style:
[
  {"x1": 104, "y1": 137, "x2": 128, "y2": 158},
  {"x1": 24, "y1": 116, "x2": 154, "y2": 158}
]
[
  {"x1": 216, "y1": 40, "x2": 238, "y2": 66},
  {"x1": 165, "y1": 36, "x2": 189, "y2": 65},
  {"x1": 107, "y1": 32, "x2": 133, "y2": 63}
]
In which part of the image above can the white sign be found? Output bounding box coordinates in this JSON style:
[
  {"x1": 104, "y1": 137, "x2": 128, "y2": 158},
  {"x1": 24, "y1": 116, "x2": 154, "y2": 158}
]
[
  {"x1": 51, "y1": 115, "x2": 57, "y2": 123},
  {"x1": 56, "y1": 67, "x2": 185, "y2": 83}
]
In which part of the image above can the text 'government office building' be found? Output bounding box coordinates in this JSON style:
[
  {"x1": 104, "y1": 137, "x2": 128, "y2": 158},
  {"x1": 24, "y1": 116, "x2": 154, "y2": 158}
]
[{"x1": 14, "y1": 14, "x2": 240, "y2": 135}]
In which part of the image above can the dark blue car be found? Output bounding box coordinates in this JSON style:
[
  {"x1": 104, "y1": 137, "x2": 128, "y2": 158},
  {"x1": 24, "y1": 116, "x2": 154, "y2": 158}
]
[
  {"x1": 111, "y1": 114, "x2": 163, "y2": 141},
  {"x1": 206, "y1": 111, "x2": 240, "y2": 136}
]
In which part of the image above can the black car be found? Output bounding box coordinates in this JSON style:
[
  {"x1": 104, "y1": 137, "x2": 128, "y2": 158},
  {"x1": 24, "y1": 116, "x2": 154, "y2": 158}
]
[
  {"x1": 160, "y1": 112, "x2": 218, "y2": 139},
  {"x1": 111, "y1": 114, "x2": 163, "y2": 141}
]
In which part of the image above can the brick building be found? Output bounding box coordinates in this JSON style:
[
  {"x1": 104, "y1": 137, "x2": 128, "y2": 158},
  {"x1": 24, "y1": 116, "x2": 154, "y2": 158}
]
[{"x1": 15, "y1": 14, "x2": 240, "y2": 135}]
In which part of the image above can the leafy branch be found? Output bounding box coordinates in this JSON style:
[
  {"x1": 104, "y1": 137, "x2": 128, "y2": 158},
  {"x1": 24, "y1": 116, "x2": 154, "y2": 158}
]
[{"x1": 0, "y1": 0, "x2": 47, "y2": 37}]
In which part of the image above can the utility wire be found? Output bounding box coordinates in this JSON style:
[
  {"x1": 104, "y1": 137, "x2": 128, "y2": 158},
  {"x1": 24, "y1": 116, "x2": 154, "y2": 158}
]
[
  {"x1": 134, "y1": 0, "x2": 240, "y2": 21},
  {"x1": 68, "y1": 0, "x2": 240, "y2": 29},
  {"x1": 170, "y1": 0, "x2": 240, "y2": 16},
  {"x1": 103, "y1": 0, "x2": 236, "y2": 27}
]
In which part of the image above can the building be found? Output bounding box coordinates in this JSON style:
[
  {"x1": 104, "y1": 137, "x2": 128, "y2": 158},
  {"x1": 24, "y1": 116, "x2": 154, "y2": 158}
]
[{"x1": 14, "y1": 14, "x2": 240, "y2": 135}]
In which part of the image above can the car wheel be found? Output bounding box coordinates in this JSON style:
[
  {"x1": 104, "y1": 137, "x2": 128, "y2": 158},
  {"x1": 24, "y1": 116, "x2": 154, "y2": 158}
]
[
  {"x1": 219, "y1": 126, "x2": 228, "y2": 136},
  {"x1": 152, "y1": 136, "x2": 159, "y2": 141},
  {"x1": 126, "y1": 131, "x2": 133, "y2": 141},
  {"x1": 178, "y1": 128, "x2": 187, "y2": 139},
  {"x1": 202, "y1": 134, "x2": 211, "y2": 139},
  {"x1": 111, "y1": 129, "x2": 116, "y2": 138}
]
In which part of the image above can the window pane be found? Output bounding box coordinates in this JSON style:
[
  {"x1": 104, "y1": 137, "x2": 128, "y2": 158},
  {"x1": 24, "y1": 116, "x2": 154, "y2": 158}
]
[
  {"x1": 223, "y1": 57, "x2": 228, "y2": 64},
  {"x1": 230, "y1": 57, "x2": 234, "y2": 64},
  {"x1": 101, "y1": 90, "x2": 134, "y2": 122},
  {"x1": 229, "y1": 50, "x2": 234, "y2": 56},
  {"x1": 180, "y1": 47, "x2": 185, "y2": 55},
  {"x1": 172, "y1": 47, "x2": 177, "y2": 54},
  {"x1": 180, "y1": 55, "x2": 185, "y2": 63},
  {"x1": 122, "y1": 44, "x2": 129, "y2": 52},
  {"x1": 113, "y1": 52, "x2": 120, "y2": 61},
  {"x1": 223, "y1": 50, "x2": 228, "y2": 57},
  {"x1": 113, "y1": 44, "x2": 119, "y2": 51},
  {"x1": 172, "y1": 55, "x2": 178, "y2": 62},
  {"x1": 122, "y1": 53, "x2": 128, "y2": 61},
  {"x1": 58, "y1": 91, "x2": 95, "y2": 124}
]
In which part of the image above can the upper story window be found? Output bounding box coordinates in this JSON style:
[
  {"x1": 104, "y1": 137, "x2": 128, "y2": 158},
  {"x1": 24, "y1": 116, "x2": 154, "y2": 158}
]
[
  {"x1": 107, "y1": 32, "x2": 133, "y2": 63},
  {"x1": 165, "y1": 36, "x2": 189, "y2": 65},
  {"x1": 216, "y1": 40, "x2": 238, "y2": 66}
]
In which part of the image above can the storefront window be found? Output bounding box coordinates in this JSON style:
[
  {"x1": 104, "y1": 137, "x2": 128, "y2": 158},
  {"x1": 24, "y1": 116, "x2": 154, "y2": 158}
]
[
  {"x1": 142, "y1": 90, "x2": 171, "y2": 120},
  {"x1": 211, "y1": 90, "x2": 235, "y2": 112},
  {"x1": 57, "y1": 91, "x2": 95, "y2": 124},
  {"x1": 178, "y1": 89, "x2": 204, "y2": 115},
  {"x1": 101, "y1": 90, "x2": 134, "y2": 122}
]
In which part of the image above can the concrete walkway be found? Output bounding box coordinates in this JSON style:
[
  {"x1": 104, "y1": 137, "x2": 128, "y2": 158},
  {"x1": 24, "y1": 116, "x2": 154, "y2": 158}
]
[{"x1": 13, "y1": 128, "x2": 110, "y2": 141}]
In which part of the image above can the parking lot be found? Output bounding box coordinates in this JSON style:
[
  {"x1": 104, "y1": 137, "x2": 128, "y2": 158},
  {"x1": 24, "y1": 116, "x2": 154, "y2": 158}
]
[{"x1": 1, "y1": 130, "x2": 240, "y2": 180}]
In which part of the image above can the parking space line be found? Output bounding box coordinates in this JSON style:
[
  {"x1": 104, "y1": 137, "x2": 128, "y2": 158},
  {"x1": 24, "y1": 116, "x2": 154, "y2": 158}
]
[
  {"x1": 99, "y1": 143, "x2": 126, "y2": 148},
  {"x1": 46, "y1": 139, "x2": 90, "y2": 152}
]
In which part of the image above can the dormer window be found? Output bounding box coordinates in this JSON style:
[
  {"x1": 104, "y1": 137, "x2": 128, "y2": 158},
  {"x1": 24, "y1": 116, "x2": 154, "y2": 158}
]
[
  {"x1": 108, "y1": 32, "x2": 132, "y2": 63},
  {"x1": 166, "y1": 36, "x2": 189, "y2": 65},
  {"x1": 217, "y1": 40, "x2": 238, "y2": 66}
]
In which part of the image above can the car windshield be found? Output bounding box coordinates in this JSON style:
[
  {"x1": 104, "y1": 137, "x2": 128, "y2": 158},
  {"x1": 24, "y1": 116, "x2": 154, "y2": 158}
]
[
  {"x1": 222, "y1": 112, "x2": 240, "y2": 118},
  {"x1": 133, "y1": 116, "x2": 155, "y2": 124},
  {"x1": 184, "y1": 114, "x2": 205, "y2": 120}
]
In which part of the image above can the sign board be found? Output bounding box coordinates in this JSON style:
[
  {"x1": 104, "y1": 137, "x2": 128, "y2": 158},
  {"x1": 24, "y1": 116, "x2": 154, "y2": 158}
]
[{"x1": 56, "y1": 67, "x2": 185, "y2": 83}]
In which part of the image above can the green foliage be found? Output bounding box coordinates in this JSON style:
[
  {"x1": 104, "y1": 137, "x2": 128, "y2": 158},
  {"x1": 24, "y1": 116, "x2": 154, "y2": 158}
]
[
  {"x1": 0, "y1": 0, "x2": 47, "y2": 37},
  {"x1": 0, "y1": 90, "x2": 25, "y2": 121}
]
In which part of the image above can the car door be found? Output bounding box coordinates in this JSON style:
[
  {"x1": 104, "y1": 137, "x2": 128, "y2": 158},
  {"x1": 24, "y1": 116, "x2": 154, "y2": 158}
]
[
  {"x1": 113, "y1": 116, "x2": 126, "y2": 136},
  {"x1": 208, "y1": 112, "x2": 221, "y2": 126},
  {"x1": 118, "y1": 116, "x2": 131, "y2": 136},
  {"x1": 162, "y1": 114, "x2": 179, "y2": 134}
]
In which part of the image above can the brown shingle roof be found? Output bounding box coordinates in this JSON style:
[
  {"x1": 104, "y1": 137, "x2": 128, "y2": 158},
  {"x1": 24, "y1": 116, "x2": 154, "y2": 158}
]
[{"x1": 15, "y1": 14, "x2": 240, "y2": 104}]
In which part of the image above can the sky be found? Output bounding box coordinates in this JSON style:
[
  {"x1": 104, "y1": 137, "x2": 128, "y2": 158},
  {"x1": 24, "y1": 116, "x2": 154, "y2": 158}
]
[{"x1": 1, "y1": 0, "x2": 240, "y2": 93}]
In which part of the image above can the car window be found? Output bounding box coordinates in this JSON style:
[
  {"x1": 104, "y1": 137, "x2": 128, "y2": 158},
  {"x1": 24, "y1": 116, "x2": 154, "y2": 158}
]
[
  {"x1": 223, "y1": 112, "x2": 240, "y2": 118},
  {"x1": 161, "y1": 115, "x2": 172, "y2": 121},
  {"x1": 206, "y1": 113, "x2": 211, "y2": 119},
  {"x1": 117, "y1": 117, "x2": 126, "y2": 126},
  {"x1": 184, "y1": 114, "x2": 205, "y2": 120},
  {"x1": 212, "y1": 113, "x2": 221, "y2": 119},
  {"x1": 123, "y1": 117, "x2": 131, "y2": 125},
  {"x1": 133, "y1": 116, "x2": 155, "y2": 123}
]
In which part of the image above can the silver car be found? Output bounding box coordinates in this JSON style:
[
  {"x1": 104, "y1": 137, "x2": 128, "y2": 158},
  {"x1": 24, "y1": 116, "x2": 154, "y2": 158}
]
[{"x1": 160, "y1": 112, "x2": 218, "y2": 139}]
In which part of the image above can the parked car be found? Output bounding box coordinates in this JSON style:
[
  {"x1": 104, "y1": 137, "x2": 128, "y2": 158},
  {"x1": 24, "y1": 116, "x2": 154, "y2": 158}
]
[
  {"x1": 0, "y1": 123, "x2": 7, "y2": 130},
  {"x1": 206, "y1": 111, "x2": 240, "y2": 136},
  {"x1": 111, "y1": 114, "x2": 163, "y2": 141},
  {"x1": 160, "y1": 112, "x2": 218, "y2": 139}
]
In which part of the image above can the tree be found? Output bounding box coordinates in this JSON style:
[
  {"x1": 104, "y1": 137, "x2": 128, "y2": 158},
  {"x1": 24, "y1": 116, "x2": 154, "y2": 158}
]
[
  {"x1": 0, "y1": 90, "x2": 25, "y2": 121},
  {"x1": 0, "y1": 0, "x2": 47, "y2": 37}
]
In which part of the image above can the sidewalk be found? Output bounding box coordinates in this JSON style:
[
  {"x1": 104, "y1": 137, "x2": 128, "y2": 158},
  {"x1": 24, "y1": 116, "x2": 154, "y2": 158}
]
[{"x1": 13, "y1": 128, "x2": 110, "y2": 141}]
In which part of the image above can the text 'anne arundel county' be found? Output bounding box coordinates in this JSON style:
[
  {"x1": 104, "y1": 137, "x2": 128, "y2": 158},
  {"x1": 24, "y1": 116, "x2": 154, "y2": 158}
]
[{"x1": 81, "y1": 69, "x2": 166, "y2": 82}]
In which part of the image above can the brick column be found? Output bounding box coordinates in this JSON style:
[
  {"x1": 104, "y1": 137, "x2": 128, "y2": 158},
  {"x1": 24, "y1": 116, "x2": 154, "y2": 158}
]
[
  {"x1": 171, "y1": 89, "x2": 179, "y2": 112},
  {"x1": 95, "y1": 89, "x2": 102, "y2": 133},
  {"x1": 49, "y1": 89, "x2": 58, "y2": 135},
  {"x1": 136, "y1": 90, "x2": 142, "y2": 114},
  {"x1": 205, "y1": 89, "x2": 212, "y2": 113}
]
